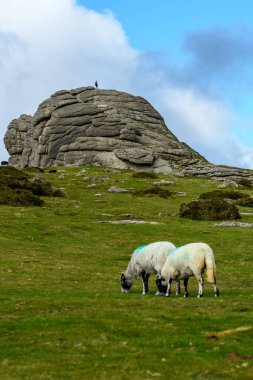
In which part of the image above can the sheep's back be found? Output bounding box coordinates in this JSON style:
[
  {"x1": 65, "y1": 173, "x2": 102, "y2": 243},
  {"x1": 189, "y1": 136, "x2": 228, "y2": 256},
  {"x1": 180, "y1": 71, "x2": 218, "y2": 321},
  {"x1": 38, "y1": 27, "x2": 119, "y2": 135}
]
[
  {"x1": 161, "y1": 242, "x2": 212, "y2": 278},
  {"x1": 132, "y1": 241, "x2": 175, "y2": 273}
]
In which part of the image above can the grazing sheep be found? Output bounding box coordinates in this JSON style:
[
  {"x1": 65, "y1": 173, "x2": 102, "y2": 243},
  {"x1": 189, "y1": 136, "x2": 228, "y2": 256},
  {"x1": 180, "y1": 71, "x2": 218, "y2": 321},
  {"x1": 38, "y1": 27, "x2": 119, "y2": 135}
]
[
  {"x1": 121, "y1": 241, "x2": 177, "y2": 295},
  {"x1": 156, "y1": 242, "x2": 219, "y2": 298}
]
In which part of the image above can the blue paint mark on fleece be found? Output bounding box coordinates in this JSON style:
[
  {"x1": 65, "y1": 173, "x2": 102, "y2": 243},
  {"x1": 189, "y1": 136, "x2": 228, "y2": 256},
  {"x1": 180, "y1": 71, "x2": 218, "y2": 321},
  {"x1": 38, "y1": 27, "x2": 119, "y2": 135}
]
[
  {"x1": 135, "y1": 245, "x2": 147, "y2": 253},
  {"x1": 169, "y1": 247, "x2": 182, "y2": 256},
  {"x1": 170, "y1": 246, "x2": 189, "y2": 260},
  {"x1": 170, "y1": 247, "x2": 182, "y2": 256}
]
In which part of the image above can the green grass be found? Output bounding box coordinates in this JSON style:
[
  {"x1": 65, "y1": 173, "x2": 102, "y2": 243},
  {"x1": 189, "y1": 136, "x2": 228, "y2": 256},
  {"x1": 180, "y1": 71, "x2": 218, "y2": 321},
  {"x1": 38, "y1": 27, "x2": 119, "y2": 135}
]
[{"x1": 0, "y1": 166, "x2": 253, "y2": 379}]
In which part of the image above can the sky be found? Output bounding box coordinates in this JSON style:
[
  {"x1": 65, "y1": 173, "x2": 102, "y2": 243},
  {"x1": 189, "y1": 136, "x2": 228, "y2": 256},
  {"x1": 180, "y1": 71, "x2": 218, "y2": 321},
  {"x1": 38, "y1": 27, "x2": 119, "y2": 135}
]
[{"x1": 1, "y1": 0, "x2": 253, "y2": 168}]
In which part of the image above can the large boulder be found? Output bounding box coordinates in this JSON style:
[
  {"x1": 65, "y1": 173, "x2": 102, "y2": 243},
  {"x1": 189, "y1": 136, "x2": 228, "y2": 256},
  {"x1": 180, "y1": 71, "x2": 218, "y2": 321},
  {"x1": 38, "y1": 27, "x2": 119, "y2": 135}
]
[{"x1": 3, "y1": 86, "x2": 253, "y2": 180}]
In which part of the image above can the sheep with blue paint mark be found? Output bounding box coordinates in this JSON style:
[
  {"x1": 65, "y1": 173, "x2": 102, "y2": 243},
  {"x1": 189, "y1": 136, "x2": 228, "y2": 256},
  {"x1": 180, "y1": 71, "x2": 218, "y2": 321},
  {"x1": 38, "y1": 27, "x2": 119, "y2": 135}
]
[
  {"x1": 156, "y1": 242, "x2": 219, "y2": 298},
  {"x1": 121, "y1": 241, "x2": 177, "y2": 295}
]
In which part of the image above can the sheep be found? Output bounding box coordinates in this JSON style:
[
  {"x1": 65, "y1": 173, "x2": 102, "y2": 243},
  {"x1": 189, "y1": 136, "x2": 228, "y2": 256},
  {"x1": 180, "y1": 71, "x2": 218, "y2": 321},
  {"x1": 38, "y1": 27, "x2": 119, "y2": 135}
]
[
  {"x1": 156, "y1": 242, "x2": 219, "y2": 298},
  {"x1": 121, "y1": 241, "x2": 178, "y2": 295}
]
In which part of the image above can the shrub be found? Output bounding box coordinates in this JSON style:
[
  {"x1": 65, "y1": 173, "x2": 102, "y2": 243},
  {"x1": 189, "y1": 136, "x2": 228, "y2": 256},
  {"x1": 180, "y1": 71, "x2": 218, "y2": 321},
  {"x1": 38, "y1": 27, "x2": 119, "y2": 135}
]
[
  {"x1": 133, "y1": 186, "x2": 173, "y2": 198},
  {"x1": 13, "y1": 190, "x2": 45, "y2": 207},
  {"x1": 0, "y1": 165, "x2": 27, "y2": 179},
  {"x1": 31, "y1": 181, "x2": 53, "y2": 196},
  {"x1": 236, "y1": 197, "x2": 253, "y2": 207},
  {"x1": 237, "y1": 178, "x2": 252, "y2": 189},
  {"x1": 0, "y1": 166, "x2": 64, "y2": 206},
  {"x1": 31, "y1": 179, "x2": 65, "y2": 197},
  {"x1": 132, "y1": 171, "x2": 158, "y2": 179},
  {"x1": 179, "y1": 199, "x2": 241, "y2": 221},
  {"x1": 0, "y1": 188, "x2": 44, "y2": 207},
  {"x1": 0, "y1": 166, "x2": 29, "y2": 185},
  {"x1": 51, "y1": 188, "x2": 66, "y2": 197},
  {"x1": 199, "y1": 189, "x2": 249, "y2": 201}
]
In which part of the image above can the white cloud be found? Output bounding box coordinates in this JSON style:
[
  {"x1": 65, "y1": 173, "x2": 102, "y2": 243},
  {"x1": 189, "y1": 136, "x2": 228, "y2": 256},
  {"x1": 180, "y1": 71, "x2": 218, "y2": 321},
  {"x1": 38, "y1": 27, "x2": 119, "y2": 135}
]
[
  {"x1": 0, "y1": 0, "x2": 140, "y2": 159},
  {"x1": 0, "y1": 0, "x2": 253, "y2": 169},
  {"x1": 158, "y1": 86, "x2": 230, "y2": 139},
  {"x1": 239, "y1": 147, "x2": 253, "y2": 168},
  {"x1": 150, "y1": 86, "x2": 253, "y2": 168},
  {"x1": 153, "y1": 86, "x2": 232, "y2": 161}
]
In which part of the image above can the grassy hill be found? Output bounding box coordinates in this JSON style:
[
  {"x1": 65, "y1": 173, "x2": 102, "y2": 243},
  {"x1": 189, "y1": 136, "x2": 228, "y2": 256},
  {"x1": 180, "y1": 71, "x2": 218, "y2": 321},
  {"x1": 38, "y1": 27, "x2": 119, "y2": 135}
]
[{"x1": 0, "y1": 166, "x2": 252, "y2": 380}]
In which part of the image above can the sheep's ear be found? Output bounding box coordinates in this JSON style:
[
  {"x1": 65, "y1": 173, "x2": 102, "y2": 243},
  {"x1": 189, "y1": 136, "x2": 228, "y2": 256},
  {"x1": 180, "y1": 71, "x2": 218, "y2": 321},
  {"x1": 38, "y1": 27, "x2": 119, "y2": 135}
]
[
  {"x1": 156, "y1": 274, "x2": 162, "y2": 280},
  {"x1": 121, "y1": 272, "x2": 125, "y2": 279}
]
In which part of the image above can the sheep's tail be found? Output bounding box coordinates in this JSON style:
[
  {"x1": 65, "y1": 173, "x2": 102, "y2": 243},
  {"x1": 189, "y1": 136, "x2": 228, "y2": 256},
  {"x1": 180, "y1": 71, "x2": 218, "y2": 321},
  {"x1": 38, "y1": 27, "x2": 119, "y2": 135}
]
[{"x1": 205, "y1": 246, "x2": 216, "y2": 284}]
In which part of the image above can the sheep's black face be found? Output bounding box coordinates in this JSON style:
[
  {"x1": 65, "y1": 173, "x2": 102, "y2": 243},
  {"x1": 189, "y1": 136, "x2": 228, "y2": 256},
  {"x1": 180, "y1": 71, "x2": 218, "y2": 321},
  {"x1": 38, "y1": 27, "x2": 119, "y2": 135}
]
[
  {"x1": 156, "y1": 276, "x2": 167, "y2": 295},
  {"x1": 121, "y1": 273, "x2": 132, "y2": 293}
]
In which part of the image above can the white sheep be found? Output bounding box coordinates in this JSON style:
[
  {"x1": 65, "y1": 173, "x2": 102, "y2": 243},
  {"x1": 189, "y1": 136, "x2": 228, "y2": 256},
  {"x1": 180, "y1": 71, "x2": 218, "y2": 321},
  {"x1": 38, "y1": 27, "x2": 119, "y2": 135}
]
[
  {"x1": 121, "y1": 241, "x2": 178, "y2": 295},
  {"x1": 156, "y1": 242, "x2": 219, "y2": 298}
]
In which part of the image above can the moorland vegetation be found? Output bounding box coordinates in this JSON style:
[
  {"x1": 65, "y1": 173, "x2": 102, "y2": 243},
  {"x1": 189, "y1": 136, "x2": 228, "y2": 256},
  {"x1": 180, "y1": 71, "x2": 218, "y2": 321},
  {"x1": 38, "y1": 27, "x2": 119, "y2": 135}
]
[{"x1": 0, "y1": 166, "x2": 252, "y2": 379}]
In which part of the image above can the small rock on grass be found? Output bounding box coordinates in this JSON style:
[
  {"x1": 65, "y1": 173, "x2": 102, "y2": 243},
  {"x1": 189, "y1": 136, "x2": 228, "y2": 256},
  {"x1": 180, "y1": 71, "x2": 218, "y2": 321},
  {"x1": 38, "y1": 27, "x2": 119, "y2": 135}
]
[
  {"x1": 214, "y1": 221, "x2": 253, "y2": 227},
  {"x1": 108, "y1": 186, "x2": 129, "y2": 193}
]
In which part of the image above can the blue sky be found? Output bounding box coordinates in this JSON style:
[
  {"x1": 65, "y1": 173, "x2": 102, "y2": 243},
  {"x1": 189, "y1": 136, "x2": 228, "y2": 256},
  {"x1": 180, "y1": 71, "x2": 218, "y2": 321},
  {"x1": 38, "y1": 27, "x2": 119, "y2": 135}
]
[
  {"x1": 79, "y1": 1, "x2": 253, "y2": 51},
  {"x1": 1, "y1": 0, "x2": 253, "y2": 168},
  {"x1": 79, "y1": 0, "x2": 253, "y2": 112},
  {"x1": 81, "y1": 0, "x2": 253, "y2": 168}
]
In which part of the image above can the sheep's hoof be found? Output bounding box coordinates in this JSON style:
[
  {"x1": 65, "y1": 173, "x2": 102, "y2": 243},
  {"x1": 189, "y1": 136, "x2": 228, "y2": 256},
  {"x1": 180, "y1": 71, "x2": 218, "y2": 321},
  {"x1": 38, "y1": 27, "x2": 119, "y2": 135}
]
[
  {"x1": 197, "y1": 294, "x2": 203, "y2": 298},
  {"x1": 184, "y1": 292, "x2": 189, "y2": 298},
  {"x1": 157, "y1": 292, "x2": 166, "y2": 296},
  {"x1": 165, "y1": 292, "x2": 170, "y2": 297}
]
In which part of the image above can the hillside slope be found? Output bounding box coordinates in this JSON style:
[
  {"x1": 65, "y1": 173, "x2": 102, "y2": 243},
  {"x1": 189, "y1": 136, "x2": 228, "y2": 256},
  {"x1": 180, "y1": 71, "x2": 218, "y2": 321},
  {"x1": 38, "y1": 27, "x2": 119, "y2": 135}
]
[{"x1": 0, "y1": 166, "x2": 252, "y2": 379}]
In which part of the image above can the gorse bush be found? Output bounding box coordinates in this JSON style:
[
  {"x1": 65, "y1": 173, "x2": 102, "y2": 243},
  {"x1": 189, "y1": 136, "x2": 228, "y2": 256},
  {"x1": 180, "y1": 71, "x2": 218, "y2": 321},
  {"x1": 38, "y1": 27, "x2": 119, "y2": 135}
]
[
  {"x1": 199, "y1": 189, "x2": 249, "y2": 201},
  {"x1": 179, "y1": 199, "x2": 241, "y2": 221},
  {"x1": 133, "y1": 186, "x2": 173, "y2": 198},
  {"x1": 0, "y1": 166, "x2": 65, "y2": 206}
]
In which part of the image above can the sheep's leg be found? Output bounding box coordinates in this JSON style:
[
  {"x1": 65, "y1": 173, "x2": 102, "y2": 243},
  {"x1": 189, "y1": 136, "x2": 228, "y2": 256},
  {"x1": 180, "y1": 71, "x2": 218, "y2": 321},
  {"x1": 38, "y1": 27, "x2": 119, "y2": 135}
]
[
  {"x1": 176, "y1": 280, "x2": 181, "y2": 296},
  {"x1": 197, "y1": 276, "x2": 204, "y2": 298},
  {"x1": 183, "y1": 278, "x2": 189, "y2": 297},
  {"x1": 213, "y1": 276, "x2": 219, "y2": 297},
  {"x1": 141, "y1": 272, "x2": 150, "y2": 295},
  {"x1": 144, "y1": 274, "x2": 150, "y2": 294},
  {"x1": 155, "y1": 275, "x2": 167, "y2": 295},
  {"x1": 166, "y1": 277, "x2": 173, "y2": 297}
]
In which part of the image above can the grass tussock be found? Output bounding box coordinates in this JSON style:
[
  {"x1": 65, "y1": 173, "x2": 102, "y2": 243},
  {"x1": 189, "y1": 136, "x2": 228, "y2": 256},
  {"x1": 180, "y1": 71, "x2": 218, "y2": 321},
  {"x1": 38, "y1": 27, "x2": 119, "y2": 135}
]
[
  {"x1": 179, "y1": 199, "x2": 241, "y2": 220},
  {"x1": 236, "y1": 197, "x2": 253, "y2": 207},
  {"x1": 0, "y1": 188, "x2": 45, "y2": 206},
  {"x1": 31, "y1": 179, "x2": 65, "y2": 197},
  {"x1": 0, "y1": 166, "x2": 65, "y2": 206},
  {"x1": 132, "y1": 186, "x2": 173, "y2": 198},
  {"x1": 199, "y1": 189, "x2": 249, "y2": 201},
  {"x1": 237, "y1": 178, "x2": 253, "y2": 188}
]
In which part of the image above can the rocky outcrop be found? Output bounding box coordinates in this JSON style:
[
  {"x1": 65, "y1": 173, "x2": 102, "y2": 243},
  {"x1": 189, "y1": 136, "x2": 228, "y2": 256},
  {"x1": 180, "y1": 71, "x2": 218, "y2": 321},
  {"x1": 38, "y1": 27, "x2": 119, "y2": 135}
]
[{"x1": 4, "y1": 86, "x2": 253, "y2": 180}]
